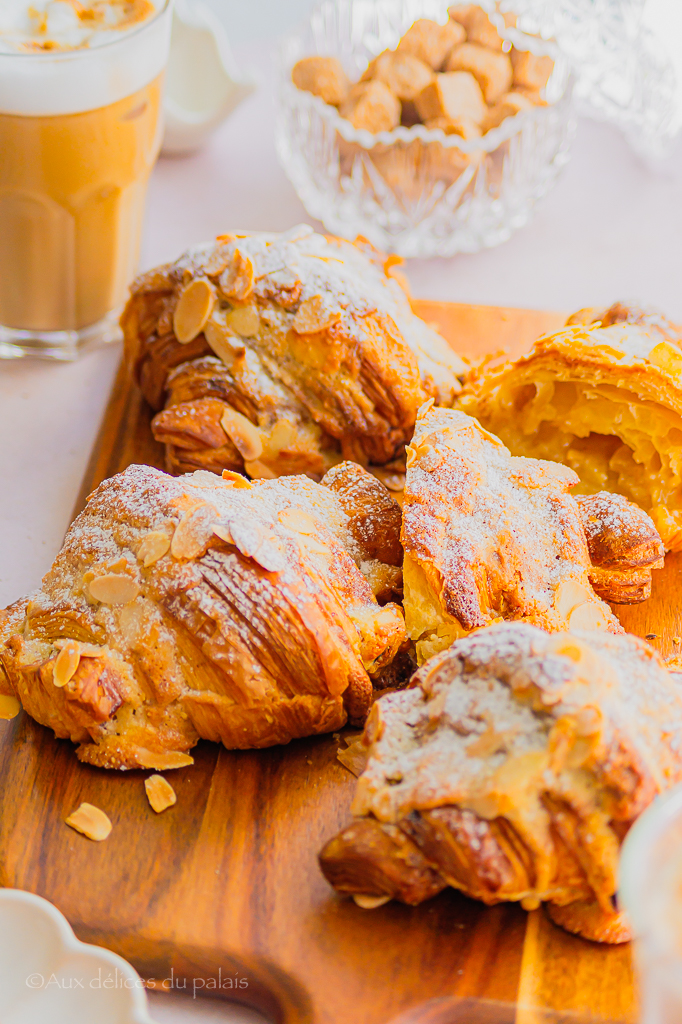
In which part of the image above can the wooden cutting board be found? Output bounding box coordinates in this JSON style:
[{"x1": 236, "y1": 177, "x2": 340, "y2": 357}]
[{"x1": 2, "y1": 301, "x2": 677, "y2": 1024}]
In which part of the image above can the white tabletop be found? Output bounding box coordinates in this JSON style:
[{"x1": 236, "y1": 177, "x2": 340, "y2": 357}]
[{"x1": 2, "y1": 14, "x2": 682, "y2": 1024}]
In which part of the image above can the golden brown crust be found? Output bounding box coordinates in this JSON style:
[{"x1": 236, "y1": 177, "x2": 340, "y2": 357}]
[
  {"x1": 457, "y1": 306, "x2": 682, "y2": 551},
  {"x1": 401, "y1": 405, "x2": 624, "y2": 664},
  {"x1": 319, "y1": 622, "x2": 682, "y2": 942},
  {"x1": 319, "y1": 818, "x2": 446, "y2": 904},
  {"x1": 576, "y1": 492, "x2": 665, "y2": 604},
  {"x1": 0, "y1": 464, "x2": 407, "y2": 769},
  {"x1": 122, "y1": 231, "x2": 466, "y2": 483},
  {"x1": 545, "y1": 899, "x2": 632, "y2": 944}
]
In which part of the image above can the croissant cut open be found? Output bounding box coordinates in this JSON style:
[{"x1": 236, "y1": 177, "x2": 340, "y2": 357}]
[
  {"x1": 122, "y1": 227, "x2": 466, "y2": 488},
  {"x1": 0, "y1": 462, "x2": 406, "y2": 770},
  {"x1": 319, "y1": 622, "x2": 682, "y2": 943},
  {"x1": 401, "y1": 404, "x2": 664, "y2": 664},
  {"x1": 458, "y1": 302, "x2": 682, "y2": 551}
]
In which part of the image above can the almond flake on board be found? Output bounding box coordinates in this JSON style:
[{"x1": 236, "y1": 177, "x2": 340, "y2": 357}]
[
  {"x1": 65, "y1": 803, "x2": 112, "y2": 842},
  {"x1": 145, "y1": 774, "x2": 177, "y2": 813},
  {"x1": 353, "y1": 894, "x2": 391, "y2": 909},
  {"x1": 173, "y1": 278, "x2": 216, "y2": 343}
]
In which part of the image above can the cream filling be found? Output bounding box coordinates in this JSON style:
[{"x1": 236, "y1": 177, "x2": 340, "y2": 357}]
[{"x1": 481, "y1": 377, "x2": 682, "y2": 549}]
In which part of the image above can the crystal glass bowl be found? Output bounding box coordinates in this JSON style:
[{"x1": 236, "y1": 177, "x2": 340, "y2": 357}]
[{"x1": 276, "y1": 0, "x2": 575, "y2": 258}]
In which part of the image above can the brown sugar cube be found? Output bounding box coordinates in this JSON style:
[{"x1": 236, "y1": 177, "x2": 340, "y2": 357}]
[
  {"x1": 511, "y1": 48, "x2": 554, "y2": 90},
  {"x1": 401, "y1": 100, "x2": 421, "y2": 126},
  {"x1": 425, "y1": 115, "x2": 482, "y2": 139},
  {"x1": 339, "y1": 80, "x2": 401, "y2": 133},
  {"x1": 291, "y1": 56, "x2": 350, "y2": 106},
  {"x1": 481, "y1": 90, "x2": 534, "y2": 132},
  {"x1": 362, "y1": 50, "x2": 434, "y2": 102},
  {"x1": 446, "y1": 42, "x2": 512, "y2": 104},
  {"x1": 397, "y1": 18, "x2": 466, "y2": 71},
  {"x1": 415, "y1": 71, "x2": 487, "y2": 125},
  {"x1": 449, "y1": 5, "x2": 505, "y2": 50}
]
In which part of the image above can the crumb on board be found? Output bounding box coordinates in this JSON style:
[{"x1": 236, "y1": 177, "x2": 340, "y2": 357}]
[{"x1": 645, "y1": 633, "x2": 659, "y2": 640}]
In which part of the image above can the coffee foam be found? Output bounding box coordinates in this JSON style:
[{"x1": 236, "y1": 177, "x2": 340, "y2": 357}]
[{"x1": 0, "y1": 0, "x2": 171, "y2": 116}]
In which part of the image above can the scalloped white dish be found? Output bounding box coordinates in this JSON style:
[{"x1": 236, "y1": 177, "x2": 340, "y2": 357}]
[{"x1": 0, "y1": 889, "x2": 153, "y2": 1024}]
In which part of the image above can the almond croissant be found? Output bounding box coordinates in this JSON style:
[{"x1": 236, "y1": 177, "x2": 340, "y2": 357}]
[
  {"x1": 121, "y1": 227, "x2": 466, "y2": 485},
  {"x1": 457, "y1": 302, "x2": 682, "y2": 551},
  {"x1": 402, "y1": 404, "x2": 663, "y2": 664},
  {"x1": 319, "y1": 622, "x2": 682, "y2": 942},
  {"x1": 0, "y1": 462, "x2": 406, "y2": 770}
]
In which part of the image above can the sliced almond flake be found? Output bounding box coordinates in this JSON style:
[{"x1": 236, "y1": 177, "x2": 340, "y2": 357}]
[
  {"x1": 138, "y1": 530, "x2": 171, "y2": 567},
  {"x1": 292, "y1": 294, "x2": 342, "y2": 335},
  {"x1": 353, "y1": 894, "x2": 391, "y2": 909},
  {"x1": 202, "y1": 240, "x2": 235, "y2": 277},
  {"x1": 251, "y1": 540, "x2": 287, "y2": 573},
  {"x1": 89, "y1": 573, "x2": 140, "y2": 606},
  {"x1": 337, "y1": 732, "x2": 369, "y2": 777},
  {"x1": 213, "y1": 523, "x2": 234, "y2": 545},
  {"x1": 220, "y1": 408, "x2": 263, "y2": 462},
  {"x1": 264, "y1": 419, "x2": 297, "y2": 457},
  {"x1": 205, "y1": 316, "x2": 239, "y2": 365},
  {"x1": 225, "y1": 305, "x2": 260, "y2": 337},
  {"x1": 53, "y1": 641, "x2": 81, "y2": 688},
  {"x1": 134, "y1": 749, "x2": 194, "y2": 770},
  {"x1": 221, "y1": 470, "x2": 252, "y2": 488},
  {"x1": 553, "y1": 579, "x2": 595, "y2": 620},
  {"x1": 219, "y1": 250, "x2": 255, "y2": 302},
  {"x1": 568, "y1": 602, "x2": 609, "y2": 631},
  {"x1": 277, "y1": 508, "x2": 319, "y2": 534},
  {"x1": 171, "y1": 503, "x2": 217, "y2": 561},
  {"x1": 244, "y1": 459, "x2": 276, "y2": 480},
  {"x1": 53, "y1": 639, "x2": 104, "y2": 658},
  {"x1": 0, "y1": 695, "x2": 21, "y2": 720},
  {"x1": 65, "y1": 803, "x2": 112, "y2": 842},
  {"x1": 230, "y1": 520, "x2": 266, "y2": 559},
  {"x1": 145, "y1": 774, "x2": 177, "y2": 813},
  {"x1": 173, "y1": 278, "x2": 216, "y2": 343}
]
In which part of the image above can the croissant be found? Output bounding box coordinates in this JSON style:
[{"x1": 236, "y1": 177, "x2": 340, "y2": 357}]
[
  {"x1": 0, "y1": 462, "x2": 406, "y2": 770},
  {"x1": 319, "y1": 621, "x2": 682, "y2": 942},
  {"x1": 458, "y1": 302, "x2": 682, "y2": 551},
  {"x1": 401, "y1": 404, "x2": 663, "y2": 664},
  {"x1": 121, "y1": 227, "x2": 466, "y2": 485}
]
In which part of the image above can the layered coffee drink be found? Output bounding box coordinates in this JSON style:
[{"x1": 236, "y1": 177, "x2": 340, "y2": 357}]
[{"x1": 0, "y1": 0, "x2": 172, "y2": 356}]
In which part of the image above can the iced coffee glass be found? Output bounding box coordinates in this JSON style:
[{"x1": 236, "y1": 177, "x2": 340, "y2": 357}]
[{"x1": 0, "y1": 1, "x2": 173, "y2": 360}]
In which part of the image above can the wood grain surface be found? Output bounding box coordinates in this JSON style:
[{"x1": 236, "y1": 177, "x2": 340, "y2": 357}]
[{"x1": 2, "y1": 301, "x2": 673, "y2": 1024}]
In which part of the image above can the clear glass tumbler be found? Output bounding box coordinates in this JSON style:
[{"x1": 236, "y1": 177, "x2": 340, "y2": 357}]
[
  {"x1": 619, "y1": 783, "x2": 682, "y2": 1024},
  {"x1": 0, "y1": 2, "x2": 173, "y2": 360}
]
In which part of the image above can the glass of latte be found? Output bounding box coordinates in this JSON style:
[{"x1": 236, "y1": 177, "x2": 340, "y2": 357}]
[{"x1": 0, "y1": 0, "x2": 172, "y2": 359}]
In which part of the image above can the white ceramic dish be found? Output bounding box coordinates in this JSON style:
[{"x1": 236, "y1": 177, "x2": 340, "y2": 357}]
[{"x1": 0, "y1": 889, "x2": 154, "y2": 1024}]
